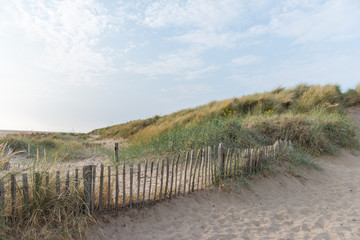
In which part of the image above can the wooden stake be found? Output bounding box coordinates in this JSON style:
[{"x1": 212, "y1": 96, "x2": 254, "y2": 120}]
[
  {"x1": 11, "y1": 174, "x2": 16, "y2": 220},
  {"x1": 130, "y1": 163, "x2": 133, "y2": 208},
  {"x1": 159, "y1": 159, "x2": 164, "y2": 200},
  {"x1": 188, "y1": 150, "x2": 194, "y2": 193},
  {"x1": 137, "y1": 163, "x2": 141, "y2": 207},
  {"x1": 122, "y1": 162, "x2": 126, "y2": 207},
  {"x1": 115, "y1": 164, "x2": 119, "y2": 210},
  {"x1": 192, "y1": 149, "x2": 201, "y2": 192},
  {"x1": 148, "y1": 160, "x2": 154, "y2": 205},
  {"x1": 22, "y1": 173, "x2": 29, "y2": 205},
  {"x1": 154, "y1": 159, "x2": 159, "y2": 202},
  {"x1": 142, "y1": 160, "x2": 148, "y2": 205},
  {"x1": 178, "y1": 152, "x2": 184, "y2": 196},
  {"x1": 99, "y1": 164, "x2": 104, "y2": 212},
  {"x1": 169, "y1": 156, "x2": 175, "y2": 199}
]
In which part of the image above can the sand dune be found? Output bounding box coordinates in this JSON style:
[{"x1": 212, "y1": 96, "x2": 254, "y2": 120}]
[{"x1": 90, "y1": 109, "x2": 360, "y2": 240}]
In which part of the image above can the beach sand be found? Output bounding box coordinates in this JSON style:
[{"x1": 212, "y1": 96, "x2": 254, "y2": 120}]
[{"x1": 90, "y1": 109, "x2": 360, "y2": 240}]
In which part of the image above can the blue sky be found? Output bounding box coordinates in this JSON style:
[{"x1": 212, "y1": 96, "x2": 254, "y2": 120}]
[{"x1": 1, "y1": 0, "x2": 359, "y2": 132}]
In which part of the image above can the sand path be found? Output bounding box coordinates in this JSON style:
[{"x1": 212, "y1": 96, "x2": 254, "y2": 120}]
[{"x1": 90, "y1": 109, "x2": 360, "y2": 240}]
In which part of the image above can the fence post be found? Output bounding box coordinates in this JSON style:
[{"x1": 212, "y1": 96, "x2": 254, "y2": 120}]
[
  {"x1": 218, "y1": 143, "x2": 224, "y2": 179},
  {"x1": 22, "y1": 174, "x2": 29, "y2": 206},
  {"x1": 11, "y1": 174, "x2": 16, "y2": 221},
  {"x1": 83, "y1": 165, "x2": 93, "y2": 214},
  {"x1": 99, "y1": 164, "x2": 104, "y2": 212},
  {"x1": 115, "y1": 143, "x2": 119, "y2": 163}
]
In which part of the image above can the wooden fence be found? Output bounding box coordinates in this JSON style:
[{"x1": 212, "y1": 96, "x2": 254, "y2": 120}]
[{"x1": 0, "y1": 140, "x2": 292, "y2": 221}]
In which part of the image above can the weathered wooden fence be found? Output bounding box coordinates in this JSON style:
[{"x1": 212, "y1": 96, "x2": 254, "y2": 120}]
[{"x1": 0, "y1": 140, "x2": 292, "y2": 221}]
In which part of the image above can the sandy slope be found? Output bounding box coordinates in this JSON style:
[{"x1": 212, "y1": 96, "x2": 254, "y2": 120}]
[{"x1": 90, "y1": 111, "x2": 360, "y2": 240}]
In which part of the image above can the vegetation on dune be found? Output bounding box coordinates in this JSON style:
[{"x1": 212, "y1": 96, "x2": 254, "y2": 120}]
[
  {"x1": 91, "y1": 84, "x2": 360, "y2": 162},
  {"x1": 0, "y1": 132, "x2": 112, "y2": 162}
]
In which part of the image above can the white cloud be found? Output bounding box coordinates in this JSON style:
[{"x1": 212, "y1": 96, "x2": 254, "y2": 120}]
[
  {"x1": 3, "y1": 0, "x2": 113, "y2": 86},
  {"x1": 267, "y1": 0, "x2": 360, "y2": 44},
  {"x1": 124, "y1": 49, "x2": 203, "y2": 77},
  {"x1": 232, "y1": 55, "x2": 262, "y2": 66},
  {"x1": 142, "y1": 0, "x2": 245, "y2": 30}
]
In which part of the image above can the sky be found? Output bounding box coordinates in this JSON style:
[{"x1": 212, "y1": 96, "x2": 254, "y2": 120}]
[{"x1": 0, "y1": 0, "x2": 360, "y2": 132}]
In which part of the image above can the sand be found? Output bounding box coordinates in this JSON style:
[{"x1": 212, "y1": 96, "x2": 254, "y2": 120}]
[
  {"x1": 90, "y1": 109, "x2": 360, "y2": 240},
  {"x1": 90, "y1": 149, "x2": 360, "y2": 240}
]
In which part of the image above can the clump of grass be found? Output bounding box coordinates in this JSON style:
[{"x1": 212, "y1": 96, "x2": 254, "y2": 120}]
[
  {"x1": 0, "y1": 145, "x2": 95, "y2": 239},
  {"x1": 292, "y1": 85, "x2": 342, "y2": 113}
]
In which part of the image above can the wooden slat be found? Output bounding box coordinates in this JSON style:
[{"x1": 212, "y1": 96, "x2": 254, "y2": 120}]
[
  {"x1": 201, "y1": 148, "x2": 205, "y2": 189},
  {"x1": 159, "y1": 159, "x2": 164, "y2": 201},
  {"x1": 169, "y1": 156, "x2": 175, "y2": 199},
  {"x1": 218, "y1": 143, "x2": 224, "y2": 178},
  {"x1": 75, "y1": 169, "x2": 79, "y2": 192},
  {"x1": 56, "y1": 171, "x2": 60, "y2": 196},
  {"x1": 122, "y1": 162, "x2": 126, "y2": 207},
  {"x1": 142, "y1": 161, "x2": 148, "y2": 205},
  {"x1": 99, "y1": 164, "x2": 104, "y2": 212},
  {"x1": 178, "y1": 152, "x2": 184, "y2": 196},
  {"x1": 92, "y1": 166, "x2": 96, "y2": 213},
  {"x1": 164, "y1": 158, "x2": 169, "y2": 199},
  {"x1": 137, "y1": 163, "x2": 141, "y2": 207},
  {"x1": 148, "y1": 160, "x2": 154, "y2": 205},
  {"x1": 130, "y1": 163, "x2": 133, "y2": 208},
  {"x1": 108, "y1": 166, "x2": 111, "y2": 211},
  {"x1": 65, "y1": 170, "x2": 70, "y2": 196},
  {"x1": 83, "y1": 166, "x2": 92, "y2": 214},
  {"x1": 153, "y1": 159, "x2": 159, "y2": 202},
  {"x1": 229, "y1": 150, "x2": 233, "y2": 177},
  {"x1": 174, "y1": 155, "x2": 179, "y2": 196},
  {"x1": 192, "y1": 149, "x2": 201, "y2": 192},
  {"x1": 115, "y1": 164, "x2": 119, "y2": 210},
  {"x1": 205, "y1": 147, "x2": 208, "y2": 186},
  {"x1": 188, "y1": 150, "x2": 194, "y2": 193},
  {"x1": 225, "y1": 148, "x2": 231, "y2": 177},
  {"x1": 11, "y1": 174, "x2": 16, "y2": 219},
  {"x1": 208, "y1": 146, "x2": 213, "y2": 184},
  {"x1": 183, "y1": 152, "x2": 189, "y2": 196},
  {"x1": 22, "y1": 173, "x2": 29, "y2": 205},
  {"x1": 197, "y1": 149, "x2": 202, "y2": 191}
]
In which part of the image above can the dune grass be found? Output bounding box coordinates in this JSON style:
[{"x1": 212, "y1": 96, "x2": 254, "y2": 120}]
[
  {"x1": 0, "y1": 132, "x2": 112, "y2": 162},
  {"x1": 93, "y1": 84, "x2": 359, "y2": 162}
]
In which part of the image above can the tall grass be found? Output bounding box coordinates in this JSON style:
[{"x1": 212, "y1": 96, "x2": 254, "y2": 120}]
[
  {"x1": 117, "y1": 109, "x2": 358, "y2": 162},
  {"x1": 91, "y1": 84, "x2": 358, "y2": 145},
  {"x1": 0, "y1": 133, "x2": 112, "y2": 162},
  {"x1": 0, "y1": 143, "x2": 94, "y2": 239}
]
